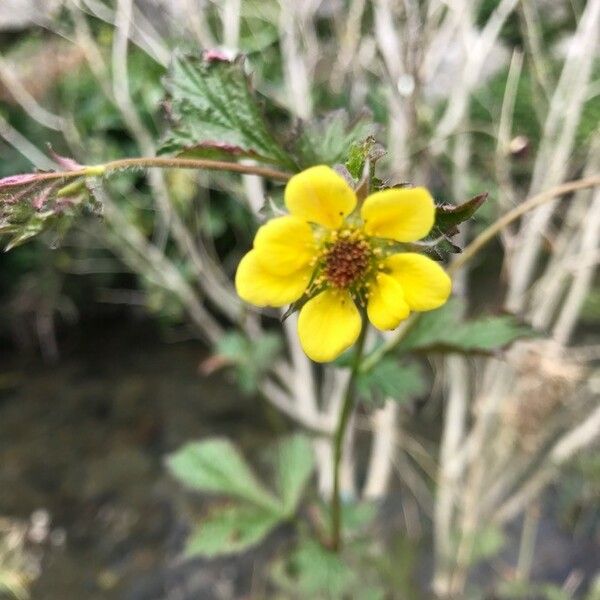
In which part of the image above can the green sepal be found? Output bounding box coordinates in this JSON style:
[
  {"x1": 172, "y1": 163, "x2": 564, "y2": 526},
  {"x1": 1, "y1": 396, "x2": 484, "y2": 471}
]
[{"x1": 434, "y1": 192, "x2": 488, "y2": 237}]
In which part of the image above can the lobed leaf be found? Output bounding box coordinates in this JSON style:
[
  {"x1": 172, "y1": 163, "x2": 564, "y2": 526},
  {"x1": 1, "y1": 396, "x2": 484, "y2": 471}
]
[
  {"x1": 185, "y1": 503, "x2": 282, "y2": 558},
  {"x1": 166, "y1": 438, "x2": 280, "y2": 511},
  {"x1": 160, "y1": 51, "x2": 294, "y2": 167},
  {"x1": 434, "y1": 192, "x2": 488, "y2": 237}
]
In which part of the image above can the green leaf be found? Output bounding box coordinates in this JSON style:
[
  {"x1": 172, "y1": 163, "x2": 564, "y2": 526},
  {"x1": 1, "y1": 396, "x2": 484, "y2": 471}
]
[
  {"x1": 434, "y1": 193, "x2": 488, "y2": 237},
  {"x1": 421, "y1": 193, "x2": 488, "y2": 261},
  {"x1": 398, "y1": 299, "x2": 533, "y2": 354},
  {"x1": 275, "y1": 435, "x2": 315, "y2": 516},
  {"x1": 357, "y1": 359, "x2": 426, "y2": 407},
  {"x1": 271, "y1": 539, "x2": 356, "y2": 598},
  {"x1": 160, "y1": 52, "x2": 293, "y2": 167},
  {"x1": 217, "y1": 332, "x2": 282, "y2": 393},
  {"x1": 291, "y1": 110, "x2": 375, "y2": 169},
  {"x1": 185, "y1": 503, "x2": 281, "y2": 558},
  {"x1": 167, "y1": 438, "x2": 280, "y2": 511}
]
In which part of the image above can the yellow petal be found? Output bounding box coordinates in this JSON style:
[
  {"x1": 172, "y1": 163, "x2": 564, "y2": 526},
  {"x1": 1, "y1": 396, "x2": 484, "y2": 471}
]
[
  {"x1": 361, "y1": 187, "x2": 435, "y2": 242},
  {"x1": 235, "y1": 250, "x2": 310, "y2": 307},
  {"x1": 297, "y1": 289, "x2": 361, "y2": 362},
  {"x1": 253, "y1": 215, "x2": 316, "y2": 275},
  {"x1": 385, "y1": 253, "x2": 452, "y2": 311},
  {"x1": 367, "y1": 273, "x2": 410, "y2": 330},
  {"x1": 285, "y1": 165, "x2": 356, "y2": 229}
]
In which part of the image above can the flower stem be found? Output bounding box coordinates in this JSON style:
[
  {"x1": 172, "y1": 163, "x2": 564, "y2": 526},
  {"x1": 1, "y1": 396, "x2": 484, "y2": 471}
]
[{"x1": 330, "y1": 324, "x2": 367, "y2": 552}]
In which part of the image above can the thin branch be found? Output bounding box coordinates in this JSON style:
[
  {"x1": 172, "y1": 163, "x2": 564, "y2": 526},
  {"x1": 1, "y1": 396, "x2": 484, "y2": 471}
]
[
  {"x1": 448, "y1": 175, "x2": 600, "y2": 276},
  {"x1": 0, "y1": 157, "x2": 293, "y2": 189},
  {"x1": 103, "y1": 157, "x2": 293, "y2": 182}
]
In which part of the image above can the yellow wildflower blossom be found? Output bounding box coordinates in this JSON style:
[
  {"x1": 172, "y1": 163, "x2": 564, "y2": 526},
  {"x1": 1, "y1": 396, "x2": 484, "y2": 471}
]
[{"x1": 235, "y1": 166, "x2": 452, "y2": 362}]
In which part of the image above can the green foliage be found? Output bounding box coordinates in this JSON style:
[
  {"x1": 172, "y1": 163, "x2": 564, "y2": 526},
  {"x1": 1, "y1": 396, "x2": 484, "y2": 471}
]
[
  {"x1": 167, "y1": 438, "x2": 280, "y2": 511},
  {"x1": 423, "y1": 193, "x2": 488, "y2": 261},
  {"x1": 0, "y1": 170, "x2": 102, "y2": 251},
  {"x1": 276, "y1": 435, "x2": 316, "y2": 516},
  {"x1": 357, "y1": 359, "x2": 426, "y2": 407},
  {"x1": 185, "y1": 504, "x2": 281, "y2": 558},
  {"x1": 398, "y1": 299, "x2": 533, "y2": 354},
  {"x1": 160, "y1": 52, "x2": 294, "y2": 168},
  {"x1": 168, "y1": 435, "x2": 315, "y2": 557},
  {"x1": 159, "y1": 52, "x2": 378, "y2": 174},
  {"x1": 217, "y1": 331, "x2": 282, "y2": 394},
  {"x1": 271, "y1": 539, "x2": 357, "y2": 599},
  {"x1": 434, "y1": 193, "x2": 488, "y2": 237},
  {"x1": 270, "y1": 509, "x2": 388, "y2": 600},
  {"x1": 291, "y1": 111, "x2": 374, "y2": 169}
]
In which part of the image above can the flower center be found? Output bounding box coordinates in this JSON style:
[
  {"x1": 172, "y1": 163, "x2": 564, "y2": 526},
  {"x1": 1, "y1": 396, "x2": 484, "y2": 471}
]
[{"x1": 323, "y1": 235, "x2": 371, "y2": 289}]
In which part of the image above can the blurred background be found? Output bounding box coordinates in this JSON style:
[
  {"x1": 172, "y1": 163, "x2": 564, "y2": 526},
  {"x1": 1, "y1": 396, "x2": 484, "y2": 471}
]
[{"x1": 0, "y1": 1, "x2": 599, "y2": 599}]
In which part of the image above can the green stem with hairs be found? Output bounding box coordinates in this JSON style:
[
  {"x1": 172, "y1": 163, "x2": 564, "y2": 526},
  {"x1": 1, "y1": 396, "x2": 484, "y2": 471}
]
[
  {"x1": 102, "y1": 156, "x2": 292, "y2": 182},
  {"x1": 330, "y1": 324, "x2": 367, "y2": 551},
  {"x1": 14, "y1": 156, "x2": 293, "y2": 185}
]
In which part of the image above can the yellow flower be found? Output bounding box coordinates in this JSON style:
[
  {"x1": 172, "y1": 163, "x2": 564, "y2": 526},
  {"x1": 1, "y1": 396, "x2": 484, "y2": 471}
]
[{"x1": 235, "y1": 166, "x2": 452, "y2": 362}]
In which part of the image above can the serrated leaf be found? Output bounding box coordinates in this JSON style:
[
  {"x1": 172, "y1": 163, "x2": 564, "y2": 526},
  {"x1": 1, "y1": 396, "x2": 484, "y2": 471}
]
[
  {"x1": 434, "y1": 193, "x2": 488, "y2": 237},
  {"x1": 276, "y1": 435, "x2": 314, "y2": 516},
  {"x1": 291, "y1": 110, "x2": 375, "y2": 169},
  {"x1": 167, "y1": 438, "x2": 280, "y2": 511},
  {"x1": 160, "y1": 52, "x2": 293, "y2": 167},
  {"x1": 419, "y1": 193, "x2": 488, "y2": 260},
  {"x1": 357, "y1": 359, "x2": 426, "y2": 407},
  {"x1": 185, "y1": 503, "x2": 281, "y2": 558},
  {"x1": 398, "y1": 299, "x2": 533, "y2": 354}
]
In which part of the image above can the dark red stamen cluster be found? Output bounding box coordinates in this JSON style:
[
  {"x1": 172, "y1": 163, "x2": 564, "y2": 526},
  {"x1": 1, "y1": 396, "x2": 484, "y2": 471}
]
[{"x1": 324, "y1": 239, "x2": 370, "y2": 288}]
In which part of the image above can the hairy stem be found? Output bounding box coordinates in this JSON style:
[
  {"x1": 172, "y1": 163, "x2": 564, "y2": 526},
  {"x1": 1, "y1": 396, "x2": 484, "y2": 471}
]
[
  {"x1": 9, "y1": 156, "x2": 293, "y2": 185},
  {"x1": 102, "y1": 156, "x2": 293, "y2": 181},
  {"x1": 331, "y1": 324, "x2": 367, "y2": 551}
]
